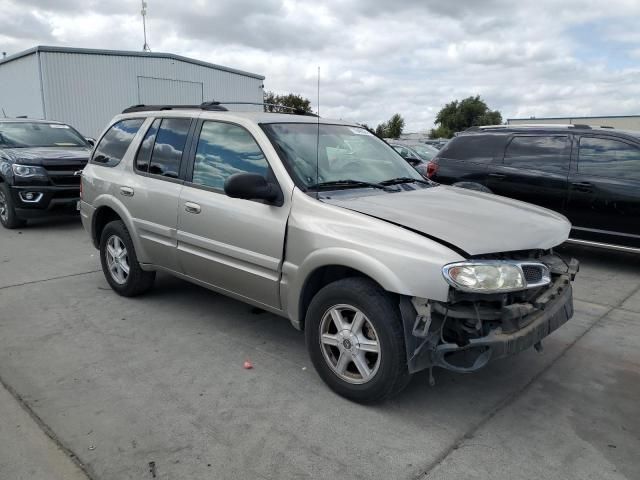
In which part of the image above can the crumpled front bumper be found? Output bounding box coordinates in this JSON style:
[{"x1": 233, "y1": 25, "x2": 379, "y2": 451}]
[
  {"x1": 401, "y1": 258, "x2": 578, "y2": 375},
  {"x1": 430, "y1": 277, "x2": 573, "y2": 372}
]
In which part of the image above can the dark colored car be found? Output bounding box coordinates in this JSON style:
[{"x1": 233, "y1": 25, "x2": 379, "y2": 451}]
[
  {"x1": 0, "y1": 119, "x2": 92, "y2": 228},
  {"x1": 424, "y1": 139, "x2": 448, "y2": 150},
  {"x1": 390, "y1": 142, "x2": 439, "y2": 178},
  {"x1": 430, "y1": 124, "x2": 640, "y2": 252}
]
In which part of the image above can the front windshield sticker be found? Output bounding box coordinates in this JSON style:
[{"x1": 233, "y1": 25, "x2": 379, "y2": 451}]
[
  {"x1": 349, "y1": 127, "x2": 373, "y2": 136},
  {"x1": 49, "y1": 124, "x2": 70, "y2": 128}
]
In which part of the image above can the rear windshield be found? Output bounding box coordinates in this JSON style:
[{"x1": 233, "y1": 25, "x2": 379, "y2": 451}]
[
  {"x1": 438, "y1": 135, "x2": 497, "y2": 163},
  {"x1": 0, "y1": 122, "x2": 87, "y2": 148}
]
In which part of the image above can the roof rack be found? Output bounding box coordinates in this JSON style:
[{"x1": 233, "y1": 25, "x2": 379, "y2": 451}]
[
  {"x1": 122, "y1": 100, "x2": 318, "y2": 116},
  {"x1": 122, "y1": 102, "x2": 229, "y2": 114},
  {"x1": 466, "y1": 123, "x2": 599, "y2": 132}
]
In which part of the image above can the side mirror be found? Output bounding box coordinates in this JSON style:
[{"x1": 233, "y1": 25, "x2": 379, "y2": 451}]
[
  {"x1": 405, "y1": 157, "x2": 422, "y2": 166},
  {"x1": 224, "y1": 173, "x2": 279, "y2": 203},
  {"x1": 85, "y1": 137, "x2": 96, "y2": 147}
]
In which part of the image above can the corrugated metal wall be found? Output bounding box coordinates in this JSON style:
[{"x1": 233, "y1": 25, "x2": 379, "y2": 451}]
[
  {"x1": 40, "y1": 51, "x2": 264, "y2": 137},
  {"x1": 0, "y1": 53, "x2": 44, "y2": 119}
]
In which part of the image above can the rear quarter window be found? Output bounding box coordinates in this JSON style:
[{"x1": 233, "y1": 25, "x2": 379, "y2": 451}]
[
  {"x1": 437, "y1": 135, "x2": 498, "y2": 164},
  {"x1": 91, "y1": 118, "x2": 145, "y2": 167},
  {"x1": 503, "y1": 135, "x2": 568, "y2": 173}
]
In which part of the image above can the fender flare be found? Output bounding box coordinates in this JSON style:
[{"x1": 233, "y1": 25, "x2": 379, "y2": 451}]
[
  {"x1": 285, "y1": 247, "x2": 412, "y2": 328},
  {"x1": 90, "y1": 195, "x2": 149, "y2": 262}
]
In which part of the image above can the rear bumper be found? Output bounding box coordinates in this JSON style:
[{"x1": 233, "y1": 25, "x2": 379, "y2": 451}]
[
  {"x1": 11, "y1": 185, "x2": 79, "y2": 219},
  {"x1": 430, "y1": 280, "x2": 573, "y2": 372}
]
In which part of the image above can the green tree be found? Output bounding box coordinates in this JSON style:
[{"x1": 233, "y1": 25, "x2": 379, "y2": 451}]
[
  {"x1": 375, "y1": 113, "x2": 405, "y2": 139},
  {"x1": 429, "y1": 95, "x2": 502, "y2": 138},
  {"x1": 263, "y1": 91, "x2": 313, "y2": 114}
]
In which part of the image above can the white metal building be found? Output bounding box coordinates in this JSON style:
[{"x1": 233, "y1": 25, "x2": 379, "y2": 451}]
[
  {"x1": 0, "y1": 46, "x2": 265, "y2": 137},
  {"x1": 507, "y1": 115, "x2": 640, "y2": 131}
]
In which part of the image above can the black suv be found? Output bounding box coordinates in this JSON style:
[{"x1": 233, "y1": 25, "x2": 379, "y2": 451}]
[
  {"x1": 430, "y1": 125, "x2": 640, "y2": 252},
  {"x1": 0, "y1": 119, "x2": 92, "y2": 228}
]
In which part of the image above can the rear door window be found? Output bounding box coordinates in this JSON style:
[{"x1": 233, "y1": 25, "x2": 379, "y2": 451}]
[
  {"x1": 91, "y1": 118, "x2": 144, "y2": 167},
  {"x1": 503, "y1": 135, "x2": 568, "y2": 173},
  {"x1": 135, "y1": 119, "x2": 161, "y2": 173},
  {"x1": 578, "y1": 137, "x2": 640, "y2": 181},
  {"x1": 148, "y1": 118, "x2": 191, "y2": 179},
  {"x1": 438, "y1": 135, "x2": 497, "y2": 164}
]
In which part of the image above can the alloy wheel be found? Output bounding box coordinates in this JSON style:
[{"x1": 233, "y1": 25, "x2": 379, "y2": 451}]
[
  {"x1": 105, "y1": 235, "x2": 130, "y2": 285},
  {"x1": 319, "y1": 304, "x2": 381, "y2": 384},
  {"x1": 0, "y1": 191, "x2": 7, "y2": 223}
]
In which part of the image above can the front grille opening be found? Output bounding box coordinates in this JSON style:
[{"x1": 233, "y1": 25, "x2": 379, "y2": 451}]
[{"x1": 522, "y1": 265, "x2": 543, "y2": 283}]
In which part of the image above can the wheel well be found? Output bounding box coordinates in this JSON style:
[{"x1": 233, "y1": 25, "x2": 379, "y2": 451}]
[
  {"x1": 298, "y1": 265, "x2": 384, "y2": 330},
  {"x1": 92, "y1": 207, "x2": 121, "y2": 247}
]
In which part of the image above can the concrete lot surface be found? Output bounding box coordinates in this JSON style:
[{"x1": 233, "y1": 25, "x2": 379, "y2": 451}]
[{"x1": 0, "y1": 218, "x2": 638, "y2": 480}]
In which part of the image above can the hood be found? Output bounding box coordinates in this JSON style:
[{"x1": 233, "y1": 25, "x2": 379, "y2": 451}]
[
  {"x1": 324, "y1": 185, "x2": 571, "y2": 256},
  {"x1": 3, "y1": 147, "x2": 91, "y2": 166}
]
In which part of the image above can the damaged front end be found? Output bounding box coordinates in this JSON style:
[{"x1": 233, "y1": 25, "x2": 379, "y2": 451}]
[{"x1": 401, "y1": 251, "x2": 579, "y2": 376}]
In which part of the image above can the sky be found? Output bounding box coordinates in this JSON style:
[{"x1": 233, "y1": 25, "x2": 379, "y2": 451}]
[{"x1": 1, "y1": 0, "x2": 639, "y2": 132}]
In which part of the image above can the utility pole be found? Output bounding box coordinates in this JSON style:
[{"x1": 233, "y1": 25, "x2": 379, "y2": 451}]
[{"x1": 141, "y1": 1, "x2": 151, "y2": 52}]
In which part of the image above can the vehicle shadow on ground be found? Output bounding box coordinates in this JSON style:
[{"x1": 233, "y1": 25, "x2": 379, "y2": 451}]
[
  {"x1": 138, "y1": 268, "x2": 595, "y2": 417},
  {"x1": 18, "y1": 215, "x2": 82, "y2": 231}
]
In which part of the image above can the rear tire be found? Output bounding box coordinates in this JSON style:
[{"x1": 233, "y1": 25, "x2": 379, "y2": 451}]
[
  {"x1": 305, "y1": 277, "x2": 412, "y2": 403},
  {"x1": 0, "y1": 183, "x2": 27, "y2": 229},
  {"x1": 99, "y1": 220, "x2": 155, "y2": 296}
]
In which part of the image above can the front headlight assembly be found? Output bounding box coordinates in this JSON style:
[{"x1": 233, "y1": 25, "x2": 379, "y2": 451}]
[
  {"x1": 442, "y1": 261, "x2": 550, "y2": 293},
  {"x1": 12, "y1": 164, "x2": 48, "y2": 178}
]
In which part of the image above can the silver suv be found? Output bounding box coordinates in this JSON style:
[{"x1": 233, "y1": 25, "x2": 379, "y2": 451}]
[{"x1": 80, "y1": 103, "x2": 579, "y2": 403}]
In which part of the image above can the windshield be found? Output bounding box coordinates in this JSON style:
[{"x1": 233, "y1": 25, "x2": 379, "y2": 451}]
[
  {"x1": 0, "y1": 122, "x2": 87, "y2": 148},
  {"x1": 410, "y1": 144, "x2": 438, "y2": 160},
  {"x1": 262, "y1": 123, "x2": 423, "y2": 189}
]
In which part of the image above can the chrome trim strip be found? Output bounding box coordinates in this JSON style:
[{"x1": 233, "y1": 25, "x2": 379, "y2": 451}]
[{"x1": 565, "y1": 238, "x2": 640, "y2": 254}]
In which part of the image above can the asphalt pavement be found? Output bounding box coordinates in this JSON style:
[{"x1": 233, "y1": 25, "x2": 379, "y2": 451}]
[{"x1": 0, "y1": 218, "x2": 638, "y2": 480}]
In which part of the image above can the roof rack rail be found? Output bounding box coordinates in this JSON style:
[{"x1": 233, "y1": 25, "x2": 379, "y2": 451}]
[
  {"x1": 121, "y1": 103, "x2": 229, "y2": 114},
  {"x1": 210, "y1": 101, "x2": 318, "y2": 116},
  {"x1": 570, "y1": 124, "x2": 592, "y2": 129},
  {"x1": 600, "y1": 125, "x2": 614, "y2": 129},
  {"x1": 121, "y1": 101, "x2": 317, "y2": 116}
]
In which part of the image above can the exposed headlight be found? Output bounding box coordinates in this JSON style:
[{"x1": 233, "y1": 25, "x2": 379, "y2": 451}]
[
  {"x1": 443, "y1": 261, "x2": 535, "y2": 293},
  {"x1": 12, "y1": 164, "x2": 47, "y2": 177}
]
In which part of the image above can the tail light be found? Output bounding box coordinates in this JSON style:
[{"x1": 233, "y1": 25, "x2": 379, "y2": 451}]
[{"x1": 426, "y1": 161, "x2": 438, "y2": 178}]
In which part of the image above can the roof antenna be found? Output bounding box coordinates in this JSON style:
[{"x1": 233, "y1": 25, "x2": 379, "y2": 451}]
[
  {"x1": 1, "y1": 108, "x2": 6, "y2": 118},
  {"x1": 315, "y1": 66, "x2": 320, "y2": 200},
  {"x1": 141, "y1": 1, "x2": 151, "y2": 52}
]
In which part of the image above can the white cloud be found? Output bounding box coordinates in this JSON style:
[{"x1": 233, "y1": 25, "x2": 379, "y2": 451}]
[{"x1": 2, "y1": 0, "x2": 640, "y2": 131}]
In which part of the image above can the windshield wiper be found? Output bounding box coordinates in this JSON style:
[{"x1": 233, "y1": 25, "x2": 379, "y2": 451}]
[
  {"x1": 380, "y1": 177, "x2": 431, "y2": 186},
  {"x1": 308, "y1": 179, "x2": 393, "y2": 192}
]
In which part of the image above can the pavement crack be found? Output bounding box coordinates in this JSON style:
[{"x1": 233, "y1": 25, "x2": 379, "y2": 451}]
[
  {"x1": 0, "y1": 373, "x2": 97, "y2": 480},
  {"x1": 414, "y1": 299, "x2": 623, "y2": 480},
  {"x1": 0, "y1": 270, "x2": 100, "y2": 291}
]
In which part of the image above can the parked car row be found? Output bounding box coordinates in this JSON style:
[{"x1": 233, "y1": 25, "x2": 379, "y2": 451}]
[
  {"x1": 76, "y1": 103, "x2": 579, "y2": 402},
  {"x1": 0, "y1": 119, "x2": 92, "y2": 228},
  {"x1": 428, "y1": 124, "x2": 640, "y2": 252}
]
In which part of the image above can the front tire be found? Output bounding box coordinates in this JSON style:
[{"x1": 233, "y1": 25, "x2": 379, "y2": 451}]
[
  {"x1": 0, "y1": 183, "x2": 27, "y2": 229},
  {"x1": 305, "y1": 278, "x2": 411, "y2": 403},
  {"x1": 99, "y1": 220, "x2": 155, "y2": 296}
]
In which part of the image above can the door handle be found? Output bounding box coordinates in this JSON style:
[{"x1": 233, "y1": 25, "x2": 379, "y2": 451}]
[
  {"x1": 184, "y1": 202, "x2": 201, "y2": 214},
  {"x1": 571, "y1": 181, "x2": 593, "y2": 192},
  {"x1": 488, "y1": 173, "x2": 506, "y2": 180},
  {"x1": 120, "y1": 186, "x2": 134, "y2": 197}
]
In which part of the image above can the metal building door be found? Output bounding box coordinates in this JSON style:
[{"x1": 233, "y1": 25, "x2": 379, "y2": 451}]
[{"x1": 137, "y1": 77, "x2": 203, "y2": 104}]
